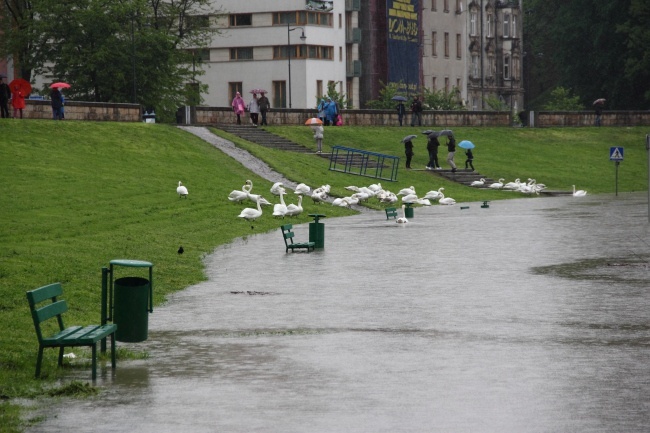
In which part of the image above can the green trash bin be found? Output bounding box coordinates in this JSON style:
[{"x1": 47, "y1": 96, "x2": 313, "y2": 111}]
[
  {"x1": 113, "y1": 277, "x2": 150, "y2": 342},
  {"x1": 308, "y1": 214, "x2": 326, "y2": 249},
  {"x1": 404, "y1": 204, "x2": 414, "y2": 218}
]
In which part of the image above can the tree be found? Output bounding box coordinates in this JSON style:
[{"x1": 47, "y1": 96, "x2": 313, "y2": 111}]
[
  {"x1": 422, "y1": 87, "x2": 465, "y2": 110},
  {"x1": 542, "y1": 87, "x2": 584, "y2": 111},
  {"x1": 619, "y1": 0, "x2": 650, "y2": 104},
  {"x1": 1, "y1": 0, "x2": 220, "y2": 121},
  {"x1": 364, "y1": 81, "x2": 402, "y2": 109}
]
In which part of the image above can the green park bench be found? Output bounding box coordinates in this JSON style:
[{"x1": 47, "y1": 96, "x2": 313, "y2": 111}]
[
  {"x1": 26, "y1": 282, "x2": 117, "y2": 380},
  {"x1": 281, "y1": 224, "x2": 315, "y2": 253},
  {"x1": 385, "y1": 207, "x2": 398, "y2": 219}
]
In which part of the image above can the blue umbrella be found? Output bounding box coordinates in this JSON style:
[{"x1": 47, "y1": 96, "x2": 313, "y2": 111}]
[{"x1": 458, "y1": 140, "x2": 475, "y2": 149}]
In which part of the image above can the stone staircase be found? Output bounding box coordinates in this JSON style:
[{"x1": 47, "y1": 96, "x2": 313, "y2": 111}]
[
  {"x1": 419, "y1": 168, "x2": 497, "y2": 188},
  {"x1": 217, "y1": 125, "x2": 312, "y2": 153}
]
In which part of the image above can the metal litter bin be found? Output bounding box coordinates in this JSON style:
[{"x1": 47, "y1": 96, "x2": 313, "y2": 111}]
[
  {"x1": 308, "y1": 214, "x2": 326, "y2": 249},
  {"x1": 106, "y1": 259, "x2": 153, "y2": 343}
]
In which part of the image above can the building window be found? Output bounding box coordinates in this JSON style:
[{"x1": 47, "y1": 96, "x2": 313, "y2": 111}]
[
  {"x1": 273, "y1": 81, "x2": 286, "y2": 108},
  {"x1": 229, "y1": 82, "x2": 243, "y2": 101},
  {"x1": 470, "y1": 12, "x2": 477, "y2": 36},
  {"x1": 431, "y1": 31, "x2": 437, "y2": 56},
  {"x1": 512, "y1": 15, "x2": 517, "y2": 38},
  {"x1": 444, "y1": 77, "x2": 450, "y2": 92},
  {"x1": 487, "y1": 13, "x2": 493, "y2": 37},
  {"x1": 472, "y1": 97, "x2": 478, "y2": 110},
  {"x1": 432, "y1": 76, "x2": 437, "y2": 90},
  {"x1": 444, "y1": 32, "x2": 449, "y2": 57},
  {"x1": 456, "y1": 78, "x2": 461, "y2": 89},
  {"x1": 503, "y1": 13, "x2": 510, "y2": 38},
  {"x1": 339, "y1": 46, "x2": 343, "y2": 62},
  {"x1": 432, "y1": 0, "x2": 437, "y2": 11},
  {"x1": 471, "y1": 55, "x2": 479, "y2": 78},
  {"x1": 229, "y1": 14, "x2": 252, "y2": 27},
  {"x1": 488, "y1": 56, "x2": 495, "y2": 77},
  {"x1": 230, "y1": 48, "x2": 253, "y2": 60},
  {"x1": 456, "y1": 0, "x2": 462, "y2": 13},
  {"x1": 339, "y1": 13, "x2": 342, "y2": 28},
  {"x1": 273, "y1": 45, "x2": 332, "y2": 60},
  {"x1": 189, "y1": 48, "x2": 210, "y2": 62},
  {"x1": 456, "y1": 33, "x2": 462, "y2": 59},
  {"x1": 317, "y1": 80, "x2": 323, "y2": 97},
  {"x1": 504, "y1": 54, "x2": 511, "y2": 79},
  {"x1": 444, "y1": 0, "x2": 449, "y2": 12},
  {"x1": 273, "y1": 11, "x2": 332, "y2": 27}
]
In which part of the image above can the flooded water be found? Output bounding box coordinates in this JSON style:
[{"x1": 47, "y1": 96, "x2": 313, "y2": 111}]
[{"x1": 28, "y1": 193, "x2": 650, "y2": 432}]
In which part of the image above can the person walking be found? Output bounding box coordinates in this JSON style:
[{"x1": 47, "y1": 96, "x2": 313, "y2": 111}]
[
  {"x1": 426, "y1": 134, "x2": 441, "y2": 170},
  {"x1": 231, "y1": 92, "x2": 245, "y2": 125},
  {"x1": 324, "y1": 97, "x2": 338, "y2": 126},
  {"x1": 0, "y1": 77, "x2": 10, "y2": 118},
  {"x1": 312, "y1": 124, "x2": 324, "y2": 153},
  {"x1": 396, "y1": 101, "x2": 406, "y2": 126},
  {"x1": 404, "y1": 138, "x2": 414, "y2": 169},
  {"x1": 10, "y1": 84, "x2": 25, "y2": 119},
  {"x1": 446, "y1": 135, "x2": 457, "y2": 173},
  {"x1": 50, "y1": 87, "x2": 63, "y2": 120},
  {"x1": 465, "y1": 148, "x2": 475, "y2": 171},
  {"x1": 248, "y1": 93, "x2": 260, "y2": 126},
  {"x1": 410, "y1": 96, "x2": 423, "y2": 127},
  {"x1": 317, "y1": 98, "x2": 326, "y2": 124},
  {"x1": 258, "y1": 92, "x2": 270, "y2": 126}
]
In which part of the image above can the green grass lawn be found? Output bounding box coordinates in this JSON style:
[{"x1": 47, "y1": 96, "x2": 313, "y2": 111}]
[{"x1": 0, "y1": 119, "x2": 647, "y2": 432}]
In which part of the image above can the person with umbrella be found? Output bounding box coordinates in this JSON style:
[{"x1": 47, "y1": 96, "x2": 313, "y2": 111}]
[
  {"x1": 593, "y1": 98, "x2": 605, "y2": 127},
  {"x1": 410, "y1": 95, "x2": 423, "y2": 127},
  {"x1": 50, "y1": 86, "x2": 64, "y2": 120},
  {"x1": 446, "y1": 134, "x2": 457, "y2": 173},
  {"x1": 258, "y1": 92, "x2": 270, "y2": 126},
  {"x1": 402, "y1": 135, "x2": 417, "y2": 169},
  {"x1": 10, "y1": 82, "x2": 26, "y2": 119},
  {"x1": 396, "y1": 100, "x2": 406, "y2": 126},
  {"x1": 425, "y1": 132, "x2": 441, "y2": 170},
  {"x1": 0, "y1": 76, "x2": 10, "y2": 118}
]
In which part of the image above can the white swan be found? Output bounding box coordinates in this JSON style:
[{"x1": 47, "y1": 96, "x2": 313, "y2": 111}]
[
  {"x1": 470, "y1": 178, "x2": 485, "y2": 187},
  {"x1": 228, "y1": 181, "x2": 251, "y2": 203},
  {"x1": 176, "y1": 181, "x2": 188, "y2": 198},
  {"x1": 311, "y1": 190, "x2": 327, "y2": 204},
  {"x1": 416, "y1": 198, "x2": 432, "y2": 206},
  {"x1": 438, "y1": 192, "x2": 456, "y2": 205},
  {"x1": 272, "y1": 192, "x2": 288, "y2": 217},
  {"x1": 424, "y1": 187, "x2": 444, "y2": 201},
  {"x1": 270, "y1": 182, "x2": 286, "y2": 196},
  {"x1": 401, "y1": 193, "x2": 419, "y2": 204},
  {"x1": 380, "y1": 192, "x2": 399, "y2": 204},
  {"x1": 502, "y1": 178, "x2": 521, "y2": 190},
  {"x1": 285, "y1": 195, "x2": 304, "y2": 217},
  {"x1": 294, "y1": 183, "x2": 311, "y2": 195},
  {"x1": 368, "y1": 183, "x2": 382, "y2": 192},
  {"x1": 397, "y1": 186, "x2": 416, "y2": 196},
  {"x1": 488, "y1": 178, "x2": 505, "y2": 189},
  {"x1": 238, "y1": 196, "x2": 263, "y2": 225},
  {"x1": 396, "y1": 205, "x2": 409, "y2": 224},
  {"x1": 572, "y1": 185, "x2": 587, "y2": 197}
]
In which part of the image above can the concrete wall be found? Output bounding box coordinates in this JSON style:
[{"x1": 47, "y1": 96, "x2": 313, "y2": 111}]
[
  {"x1": 17, "y1": 100, "x2": 141, "y2": 122},
  {"x1": 532, "y1": 111, "x2": 650, "y2": 127}
]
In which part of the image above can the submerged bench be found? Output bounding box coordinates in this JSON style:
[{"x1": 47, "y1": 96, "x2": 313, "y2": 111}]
[
  {"x1": 26, "y1": 282, "x2": 117, "y2": 380},
  {"x1": 281, "y1": 224, "x2": 315, "y2": 253},
  {"x1": 385, "y1": 207, "x2": 398, "y2": 219}
]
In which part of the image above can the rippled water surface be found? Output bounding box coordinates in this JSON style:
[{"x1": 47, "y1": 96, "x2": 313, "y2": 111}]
[{"x1": 28, "y1": 193, "x2": 650, "y2": 432}]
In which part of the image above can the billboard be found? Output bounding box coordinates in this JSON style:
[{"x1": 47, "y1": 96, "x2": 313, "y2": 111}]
[{"x1": 387, "y1": 0, "x2": 420, "y2": 95}]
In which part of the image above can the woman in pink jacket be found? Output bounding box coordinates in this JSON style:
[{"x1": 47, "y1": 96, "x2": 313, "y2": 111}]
[{"x1": 231, "y1": 92, "x2": 245, "y2": 125}]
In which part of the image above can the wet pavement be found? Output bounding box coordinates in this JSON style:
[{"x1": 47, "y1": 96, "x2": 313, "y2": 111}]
[{"x1": 27, "y1": 192, "x2": 650, "y2": 432}]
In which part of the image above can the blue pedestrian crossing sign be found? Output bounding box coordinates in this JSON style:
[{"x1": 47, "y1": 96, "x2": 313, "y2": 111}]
[{"x1": 610, "y1": 147, "x2": 624, "y2": 161}]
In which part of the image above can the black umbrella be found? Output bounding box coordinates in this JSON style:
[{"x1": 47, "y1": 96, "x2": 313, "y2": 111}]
[
  {"x1": 439, "y1": 129, "x2": 454, "y2": 137},
  {"x1": 422, "y1": 130, "x2": 440, "y2": 137},
  {"x1": 392, "y1": 96, "x2": 407, "y2": 102},
  {"x1": 402, "y1": 134, "x2": 417, "y2": 143}
]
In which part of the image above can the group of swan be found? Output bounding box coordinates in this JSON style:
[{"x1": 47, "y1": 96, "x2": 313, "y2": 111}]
[
  {"x1": 471, "y1": 177, "x2": 547, "y2": 195},
  {"x1": 234, "y1": 180, "x2": 308, "y2": 223}
]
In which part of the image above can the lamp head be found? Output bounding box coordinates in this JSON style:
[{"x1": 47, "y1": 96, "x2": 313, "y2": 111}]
[{"x1": 300, "y1": 32, "x2": 307, "y2": 41}]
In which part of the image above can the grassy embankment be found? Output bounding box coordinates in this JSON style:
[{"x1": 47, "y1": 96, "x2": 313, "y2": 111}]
[{"x1": 0, "y1": 119, "x2": 647, "y2": 432}]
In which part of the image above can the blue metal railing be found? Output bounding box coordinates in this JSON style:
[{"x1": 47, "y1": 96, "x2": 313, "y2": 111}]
[{"x1": 328, "y1": 145, "x2": 400, "y2": 182}]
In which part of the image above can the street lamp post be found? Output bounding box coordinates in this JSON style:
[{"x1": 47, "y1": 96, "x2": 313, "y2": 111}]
[{"x1": 287, "y1": 23, "x2": 306, "y2": 108}]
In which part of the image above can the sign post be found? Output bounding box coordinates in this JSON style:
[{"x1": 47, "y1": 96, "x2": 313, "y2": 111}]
[
  {"x1": 646, "y1": 135, "x2": 650, "y2": 222},
  {"x1": 609, "y1": 146, "x2": 624, "y2": 196}
]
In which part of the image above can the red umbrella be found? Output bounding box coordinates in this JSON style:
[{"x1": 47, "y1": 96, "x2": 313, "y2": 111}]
[
  {"x1": 9, "y1": 78, "x2": 31, "y2": 96},
  {"x1": 50, "y1": 82, "x2": 71, "y2": 89}
]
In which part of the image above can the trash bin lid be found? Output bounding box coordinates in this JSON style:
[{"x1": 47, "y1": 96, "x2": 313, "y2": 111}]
[
  {"x1": 308, "y1": 213, "x2": 327, "y2": 223},
  {"x1": 110, "y1": 259, "x2": 153, "y2": 268}
]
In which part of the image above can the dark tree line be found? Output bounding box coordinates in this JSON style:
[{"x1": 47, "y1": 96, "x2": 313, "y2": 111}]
[{"x1": 524, "y1": 0, "x2": 649, "y2": 110}]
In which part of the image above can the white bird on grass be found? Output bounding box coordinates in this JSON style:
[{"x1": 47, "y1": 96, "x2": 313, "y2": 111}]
[
  {"x1": 176, "y1": 181, "x2": 188, "y2": 198},
  {"x1": 270, "y1": 182, "x2": 286, "y2": 196},
  {"x1": 424, "y1": 188, "x2": 444, "y2": 201},
  {"x1": 396, "y1": 205, "x2": 409, "y2": 224},
  {"x1": 489, "y1": 178, "x2": 505, "y2": 189},
  {"x1": 502, "y1": 178, "x2": 522, "y2": 190},
  {"x1": 295, "y1": 183, "x2": 311, "y2": 195},
  {"x1": 397, "y1": 186, "x2": 416, "y2": 196},
  {"x1": 228, "y1": 180, "x2": 251, "y2": 203},
  {"x1": 285, "y1": 195, "x2": 304, "y2": 217},
  {"x1": 572, "y1": 185, "x2": 587, "y2": 197},
  {"x1": 470, "y1": 178, "x2": 486, "y2": 187},
  {"x1": 272, "y1": 192, "x2": 288, "y2": 217},
  {"x1": 438, "y1": 192, "x2": 456, "y2": 205},
  {"x1": 416, "y1": 198, "x2": 432, "y2": 206},
  {"x1": 244, "y1": 180, "x2": 272, "y2": 206},
  {"x1": 238, "y1": 197, "x2": 263, "y2": 228}
]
